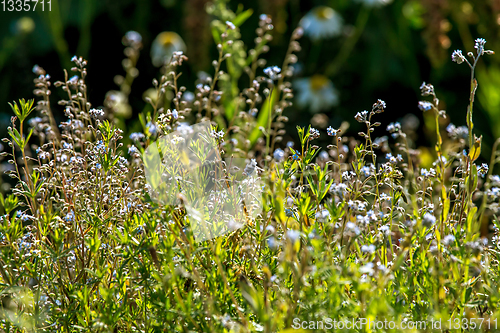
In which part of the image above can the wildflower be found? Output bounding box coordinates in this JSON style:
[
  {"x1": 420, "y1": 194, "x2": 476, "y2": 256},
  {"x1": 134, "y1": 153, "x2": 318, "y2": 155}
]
[
  {"x1": 17, "y1": 211, "x2": 32, "y2": 222},
  {"x1": 36, "y1": 148, "x2": 50, "y2": 160},
  {"x1": 64, "y1": 211, "x2": 75, "y2": 222},
  {"x1": 129, "y1": 132, "x2": 145, "y2": 141},
  {"x1": 361, "y1": 244, "x2": 376, "y2": 254},
  {"x1": 379, "y1": 225, "x2": 390, "y2": 236},
  {"x1": 89, "y1": 108, "x2": 104, "y2": 119},
  {"x1": 420, "y1": 82, "x2": 434, "y2": 96},
  {"x1": 443, "y1": 234, "x2": 455, "y2": 246},
  {"x1": 420, "y1": 168, "x2": 436, "y2": 178},
  {"x1": 451, "y1": 50, "x2": 466, "y2": 64},
  {"x1": 151, "y1": 31, "x2": 187, "y2": 67},
  {"x1": 299, "y1": 6, "x2": 343, "y2": 41},
  {"x1": 319, "y1": 151, "x2": 329, "y2": 160},
  {"x1": 263, "y1": 66, "x2": 281, "y2": 81},
  {"x1": 386, "y1": 122, "x2": 401, "y2": 136},
  {"x1": 292, "y1": 153, "x2": 300, "y2": 160},
  {"x1": 95, "y1": 140, "x2": 108, "y2": 153},
  {"x1": 491, "y1": 175, "x2": 500, "y2": 185},
  {"x1": 124, "y1": 30, "x2": 142, "y2": 45},
  {"x1": 286, "y1": 230, "x2": 301, "y2": 243},
  {"x1": 146, "y1": 122, "x2": 158, "y2": 136},
  {"x1": 62, "y1": 142, "x2": 73, "y2": 150},
  {"x1": 70, "y1": 156, "x2": 84, "y2": 165},
  {"x1": 354, "y1": 110, "x2": 368, "y2": 122},
  {"x1": 474, "y1": 38, "x2": 486, "y2": 56},
  {"x1": 285, "y1": 208, "x2": 294, "y2": 217},
  {"x1": 273, "y1": 148, "x2": 285, "y2": 161},
  {"x1": 385, "y1": 153, "x2": 399, "y2": 164},
  {"x1": 379, "y1": 193, "x2": 391, "y2": 202},
  {"x1": 359, "y1": 262, "x2": 374, "y2": 275},
  {"x1": 422, "y1": 212, "x2": 436, "y2": 227},
  {"x1": 360, "y1": 165, "x2": 373, "y2": 177},
  {"x1": 356, "y1": 214, "x2": 370, "y2": 225},
  {"x1": 418, "y1": 101, "x2": 433, "y2": 111},
  {"x1": 171, "y1": 109, "x2": 178, "y2": 119},
  {"x1": 486, "y1": 186, "x2": 500, "y2": 199},
  {"x1": 478, "y1": 163, "x2": 489, "y2": 177},
  {"x1": 373, "y1": 99, "x2": 386, "y2": 112},
  {"x1": 267, "y1": 236, "x2": 278, "y2": 250},
  {"x1": 446, "y1": 123, "x2": 468, "y2": 140},
  {"x1": 315, "y1": 209, "x2": 330, "y2": 222},
  {"x1": 342, "y1": 171, "x2": 354, "y2": 180},
  {"x1": 128, "y1": 145, "x2": 139, "y2": 155},
  {"x1": 182, "y1": 92, "x2": 195, "y2": 103},
  {"x1": 309, "y1": 127, "x2": 320, "y2": 140},
  {"x1": 373, "y1": 136, "x2": 388, "y2": 149},
  {"x1": 68, "y1": 75, "x2": 79, "y2": 85},
  {"x1": 330, "y1": 183, "x2": 348, "y2": 198},
  {"x1": 210, "y1": 129, "x2": 225, "y2": 142},
  {"x1": 225, "y1": 21, "x2": 236, "y2": 30},
  {"x1": 294, "y1": 75, "x2": 339, "y2": 113},
  {"x1": 243, "y1": 159, "x2": 258, "y2": 176},
  {"x1": 286, "y1": 141, "x2": 294, "y2": 148},
  {"x1": 32, "y1": 64, "x2": 43, "y2": 75},
  {"x1": 28, "y1": 117, "x2": 43, "y2": 128},
  {"x1": 345, "y1": 222, "x2": 360, "y2": 235}
]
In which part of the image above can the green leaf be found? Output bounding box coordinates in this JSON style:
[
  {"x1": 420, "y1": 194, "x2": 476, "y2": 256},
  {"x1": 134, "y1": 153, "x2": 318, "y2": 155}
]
[
  {"x1": 211, "y1": 23, "x2": 222, "y2": 45},
  {"x1": 469, "y1": 135, "x2": 482, "y2": 162},
  {"x1": 232, "y1": 9, "x2": 253, "y2": 27}
]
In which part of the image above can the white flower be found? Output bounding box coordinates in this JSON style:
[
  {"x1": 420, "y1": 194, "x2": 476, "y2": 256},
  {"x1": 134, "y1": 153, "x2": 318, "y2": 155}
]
[
  {"x1": 129, "y1": 132, "x2": 145, "y2": 141},
  {"x1": 263, "y1": 66, "x2": 281, "y2": 81},
  {"x1": 300, "y1": 6, "x2": 343, "y2": 41},
  {"x1": 315, "y1": 209, "x2": 330, "y2": 222},
  {"x1": 89, "y1": 108, "x2": 105, "y2": 119},
  {"x1": 151, "y1": 32, "x2": 186, "y2": 67},
  {"x1": 243, "y1": 159, "x2": 258, "y2": 176},
  {"x1": 273, "y1": 148, "x2": 285, "y2": 161},
  {"x1": 129, "y1": 146, "x2": 139, "y2": 155},
  {"x1": 422, "y1": 212, "x2": 436, "y2": 227},
  {"x1": 418, "y1": 101, "x2": 433, "y2": 111},
  {"x1": 286, "y1": 230, "x2": 301, "y2": 243},
  {"x1": 356, "y1": 0, "x2": 392, "y2": 7},
  {"x1": 443, "y1": 234, "x2": 455, "y2": 246},
  {"x1": 474, "y1": 38, "x2": 486, "y2": 56},
  {"x1": 294, "y1": 75, "x2": 339, "y2": 113},
  {"x1": 379, "y1": 225, "x2": 390, "y2": 235},
  {"x1": 124, "y1": 31, "x2": 142, "y2": 45},
  {"x1": 451, "y1": 50, "x2": 465, "y2": 64}
]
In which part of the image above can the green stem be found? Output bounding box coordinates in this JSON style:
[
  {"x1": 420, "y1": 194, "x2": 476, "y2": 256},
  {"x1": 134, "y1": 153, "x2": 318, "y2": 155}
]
[
  {"x1": 42, "y1": 0, "x2": 71, "y2": 70},
  {"x1": 325, "y1": 6, "x2": 371, "y2": 77}
]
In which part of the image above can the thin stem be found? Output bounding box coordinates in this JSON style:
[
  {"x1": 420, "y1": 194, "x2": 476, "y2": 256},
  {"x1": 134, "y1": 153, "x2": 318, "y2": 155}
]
[{"x1": 325, "y1": 6, "x2": 371, "y2": 77}]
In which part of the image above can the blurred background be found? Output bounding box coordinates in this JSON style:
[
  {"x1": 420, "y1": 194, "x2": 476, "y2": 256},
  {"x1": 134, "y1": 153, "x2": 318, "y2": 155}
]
[{"x1": 0, "y1": 0, "x2": 500, "y2": 179}]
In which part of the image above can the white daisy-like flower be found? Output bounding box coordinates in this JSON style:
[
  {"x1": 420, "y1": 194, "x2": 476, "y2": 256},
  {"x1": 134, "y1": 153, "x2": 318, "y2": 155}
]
[
  {"x1": 294, "y1": 74, "x2": 339, "y2": 113},
  {"x1": 356, "y1": 0, "x2": 393, "y2": 7},
  {"x1": 151, "y1": 32, "x2": 186, "y2": 67},
  {"x1": 299, "y1": 6, "x2": 343, "y2": 41}
]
